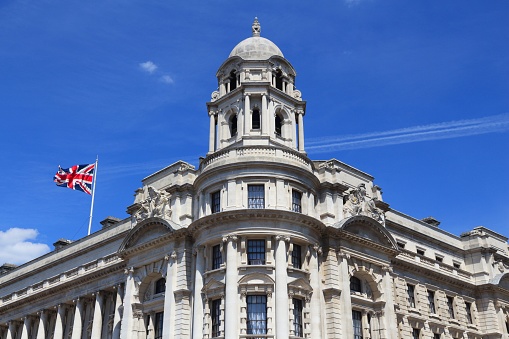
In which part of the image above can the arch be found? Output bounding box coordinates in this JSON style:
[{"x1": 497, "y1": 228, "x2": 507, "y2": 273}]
[
  {"x1": 491, "y1": 272, "x2": 509, "y2": 290},
  {"x1": 229, "y1": 114, "x2": 238, "y2": 137},
  {"x1": 273, "y1": 106, "x2": 291, "y2": 139},
  {"x1": 139, "y1": 271, "x2": 165, "y2": 303},
  {"x1": 349, "y1": 268, "x2": 382, "y2": 301},
  {"x1": 118, "y1": 217, "x2": 179, "y2": 254},
  {"x1": 238, "y1": 272, "x2": 275, "y2": 286},
  {"x1": 252, "y1": 107, "x2": 260, "y2": 130},
  {"x1": 336, "y1": 215, "x2": 398, "y2": 250}
]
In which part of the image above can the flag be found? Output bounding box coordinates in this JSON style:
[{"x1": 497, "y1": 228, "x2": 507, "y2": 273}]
[{"x1": 53, "y1": 164, "x2": 95, "y2": 195}]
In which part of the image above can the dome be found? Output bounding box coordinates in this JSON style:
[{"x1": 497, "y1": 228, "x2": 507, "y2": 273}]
[{"x1": 228, "y1": 18, "x2": 284, "y2": 60}]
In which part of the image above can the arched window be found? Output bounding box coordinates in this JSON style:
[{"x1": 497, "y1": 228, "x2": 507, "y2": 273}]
[
  {"x1": 252, "y1": 108, "x2": 260, "y2": 130},
  {"x1": 275, "y1": 69, "x2": 283, "y2": 91},
  {"x1": 275, "y1": 114, "x2": 282, "y2": 137},
  {"x1": 155, "y1": 278, "x2": 166, "y2": 294},
  {"x1": 229, "y1": 115, "x2": 238, "y2": 137},
  {"x1": 229, "y1": 70, "x2": 237, "y2": 91},
  {"x1": 350, "y1": 276, "x2": 362, "y2": 293}
]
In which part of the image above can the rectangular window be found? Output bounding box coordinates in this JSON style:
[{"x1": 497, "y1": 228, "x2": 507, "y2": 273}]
[
  {"x1": 407, "y1": 284, "x2": 416, "y2": 308},
  {"x1": 433, "y1": 334, "x2": 441, "y2": 339},
  {"x1": 447, "y1": 296, "x2": 455, "y2": 319},
  {"x1": 247, "y1": 295, "x2": 267, "y2": 335},
  {"x1": 211, "y1": 191, "x2": 221, "y2": 213},
  {"x1": 435, "y1": 255, "x2": 443, "y2": 262},
  {"x1": 417, "y1": 248, "x2": 425, "y2": 256},
  {"x1": 248, "y1": 185, "x2": 265, "y2": 209},
  {"x1": 247, "y1": 240, "x2": 265, "y2": 265},
  {"x1": 428, "y1": 290, "x2": 436, "y2": 314},
  {"x1": 293, "y1": 298, "x2": 303, "y2": 337},
  {"x1": 465, "y1": 302, "x2": 473, "y2": 324},
  {"x1": 412, "y1": 328, "x2": 420, "y2": 339},
  {"x1": 397, "y1": 241, "x2": 406, "y2": 249},
  {"x1": 352, "y1": 310, "x2": 363, "y2": 339},
  {"x1": 211, "y1": 299, "x2": 221, "y2": 337},
  {"x1": 292, "y1": 244, "x2": 302, "y2": 269},
  {"x1": 212, "y1": 244, "x2": 222, "y2": 270},
  {"x1": 292, "y1": 190, "x2": 302, "y2": 213},
  {"x1": 154, "y1": 312, "x2": 164, "y2": 339}
]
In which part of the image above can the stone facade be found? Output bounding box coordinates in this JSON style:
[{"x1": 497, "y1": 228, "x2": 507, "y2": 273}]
[{"x1": 1, "y1": 19, "x2": 508, "y2": 339}]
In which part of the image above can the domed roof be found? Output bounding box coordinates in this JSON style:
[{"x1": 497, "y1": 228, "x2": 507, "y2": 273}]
[{"x1": 228, "y1": 18, "x2": 284, "y2": 60}]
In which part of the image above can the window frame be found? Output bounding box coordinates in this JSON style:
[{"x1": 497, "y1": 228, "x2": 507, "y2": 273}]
[
  {"x1": 428, "y1": 290, "x2": 436, "y2": 314},
  {"x1": 247, "y1": 239, "x2": 266, "y2": 265},
  {"x1": 292, "y1": 298, "x2": 304, "y2": 337},
  {"x1": 155, "y1": 278, "x2": 166, "y2": 295},
  {"x1": 352, "y1": 310, "x2": 363, "y2": 339},
  {"x1": 247, "y1": 184, "x2": 265, "y2": 209},
  {"x1": 211, "y1": 190, "x2": 221, "y2": 214},
  {"x1": 350, "y1": 276, "x2": 362, "y2": 293},
  {"x1": 291, "y1": 244, "x2": 302, "y2": 269},
  {"x1": 212, "y1": 244, "x2": 222, "y2": 270},
  {"x1": 211, "y1": 299, "x2": 221, "y2": 338},
  {"x1": 246, "y1": 295, "x2": 267, "y2": 335},
  {"x1": 154, "y1": 311, "x2": 164, "y2": 339},
  {"x1": 292, "y1": 189, "x2": 302, "y2": 213},
  {"x1": 407, "y1": 284, "x2": 416, "y2": 308},
  {"x1": 446, "y1": 296, "x2": 455, "y2": 319}
]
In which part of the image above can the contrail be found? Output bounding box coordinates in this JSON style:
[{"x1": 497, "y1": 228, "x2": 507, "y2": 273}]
[{"x1": 306, "y1": 113, "x2": 509, "y2": 153}]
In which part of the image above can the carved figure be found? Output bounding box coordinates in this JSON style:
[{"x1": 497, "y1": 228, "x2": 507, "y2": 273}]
[
  {"x1": 343, "y1": 184, "x2": 385, "y2": 225},
  {"x1": 132, "y1": 186, "x2": 172, "y2": 225}
]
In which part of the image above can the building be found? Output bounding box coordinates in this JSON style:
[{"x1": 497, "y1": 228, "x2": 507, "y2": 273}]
[{"x1": 1, "y1": 18, "x2": 508, "y2": 339}]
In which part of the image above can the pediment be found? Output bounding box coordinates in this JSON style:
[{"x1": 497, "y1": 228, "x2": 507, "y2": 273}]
[
  {"x1": 203, "y1": 278, "x2": 225, "y2": 293},
  {"x1": 288, "y1": 277, "x2": 312, "y2": 291},
  {"x1": 118, "y1": 217, "x2": 176, "y2": 254},
  {"x1": 238, "y1": 273, "x2": 275, "y2": 286},
  {"x1": 335, "y1": 215, "x2": 398, "y2": 250}
]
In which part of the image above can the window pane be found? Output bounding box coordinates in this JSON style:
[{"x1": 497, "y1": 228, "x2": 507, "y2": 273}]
[
  {"x1": 211, "y1": 191, "x2": 221, "y2": 213},
  {"x1": 155, "y1": 278, "x2": 166, "y2": 294},
  {"x1": 212, "y1": 244, "x2": 222, "y2": 270},
  {"x1": 428, "y1": 291, "x2": 436, "y2": 314},
  {"x1": 293, "y1": 299, "x2": 303, "y2": 337},
  {"x1": 447, "y1": 296, "x2": 455, "y2": 319},
  {"x1": 352, "y1": 310, "x2": 363, "y2": 339},
  {"x1": 247, "y1": 240, "x2": 265, "y2": 265},
  {"x1": 465, "y1": 302, "x2": 472, "y2": 324},
  {"x1": 412, "y1": 328, "x2": 420, "y2": 339},
  {"x1": 211, "y1": 299, "x2": 221, "y2": 337},
  {"x1": 350, "y1": 276, "x2": 361, "y2": 293},
  {"x1": 248, "y1": 185, "x2": 265, "y2": 209},
  {"x1": 247, "y1": 295, "x2": 267, "y2": 334},
  {"x1": 292, "y1": 190, "x2": 302, "y2": 213},
  {"x1": 292, "y1": 244, "x2": 302, "y2": 269},
  {"x1": 154, "y1": 312, "x2": 164, "y2": 339},
  {"x1": 407, "y1": 284, "x2": 415, "y2": 308}
]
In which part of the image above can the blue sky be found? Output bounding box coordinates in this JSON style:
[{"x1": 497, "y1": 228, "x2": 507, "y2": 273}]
[{"x1": 0, "y1": 0, "x2": 508, "y2": 265}]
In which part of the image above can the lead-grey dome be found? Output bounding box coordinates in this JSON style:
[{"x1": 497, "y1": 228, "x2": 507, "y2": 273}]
[{"x1": 228, "y1": 18, "x2": 284, "y2": 60}]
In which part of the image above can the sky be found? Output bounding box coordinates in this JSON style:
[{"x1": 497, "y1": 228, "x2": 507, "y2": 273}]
[{"x1": 0, "y1": 0, "x2": 508, "y2": 265}]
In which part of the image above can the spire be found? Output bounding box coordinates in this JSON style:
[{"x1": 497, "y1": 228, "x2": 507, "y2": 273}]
[{"x1": 252, "y1": 17, "x2": 261, "y2": 37}]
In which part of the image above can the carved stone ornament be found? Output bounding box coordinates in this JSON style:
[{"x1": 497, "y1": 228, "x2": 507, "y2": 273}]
[
  {"x1": 131, "y1": 186, "x2": 172, "y2": 226},
  {"x1": 343, "y1": 183, "x2": 385, "y2": 225},
  {"x1": 211, "y1": 91, "x2": 220, "y2": 101}
]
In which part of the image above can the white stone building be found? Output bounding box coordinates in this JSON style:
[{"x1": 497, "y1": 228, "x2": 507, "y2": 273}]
[{"x1": 1, "y1": 19, "x2": 508, "y2": 339}]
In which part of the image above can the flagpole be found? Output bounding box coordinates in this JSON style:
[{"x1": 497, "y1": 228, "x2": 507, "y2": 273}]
[{"x1": 87, "y1": 156, "x2": 98, "y2": 235}]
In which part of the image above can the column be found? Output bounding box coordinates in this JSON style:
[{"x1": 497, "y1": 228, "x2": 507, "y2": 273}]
[
  {"x1": 90, "y1": 292, "x2": 104, "y2": 338},
  {"x1": 53, "y1": 304, "x2": 66, "y2": 339},
  {"x1": 224, "y1": 235, "x2": 238, "y2": 339},
  {"x1": 20, "y1": 317, "x2": 30, "y2": 339},
  {"x1": 244, "y1": 94, "x2": 250, "y2": 134},
  {"x1": 36, "y1": 310, "x2": 47, "y2": 339},
  {"x1": 297, "y1": 111, "x2": 305, "y2": 152},
  {"x1": 7, "y1": 321, "x2": 15, "y2": 339},
  {"x1": 338, "y1": 251, "x2": 353, "y2": 338},
  {"x1": 112, "y1": 284, "x2": 123, "y2": 339},
  {"x1": 120, "y1": 269, "x2": 135, "y2": 339},
  {"x1": 275, "y1": 235, "x2": 290, "y2": 338},
  {"x1": 192, "y1": 246, "x2": 205, "y2": 339},
  {"x1": 208, "y1": 112, "x2": 215, "y2": 153},
  {"x1": 309, "y1": 245, "x2": 323, "y2": 339},
  {"x1": 362, "y1": 310, "x2": 370, "y2": 339},
  {"x1": 163, "y1": 253, "x2": 176, "y2": 339},
  {"x1": 261, "y1": 94, "x2": 268, "y2": 135},
  {"x1": 71, "y1": 298, "x2": 84, "y2": 339},
  {"x1": 380, "y1": 266, "x2": 397, "y2": 338}
]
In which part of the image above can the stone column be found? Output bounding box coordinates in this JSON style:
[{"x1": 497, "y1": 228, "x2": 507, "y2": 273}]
[
  {"x1": 53, "y1": 304, "x2": 66, "y2": 339},
  {"x1": 380, "y1": 266, "x2": 397, "y2": 338},
  {"x1": 7, "y1": 321, "x2": 16, "y2": 339},
  {"x1": 297, "y1": 110, "x2": 305, "y2": 152},
  {"x1": 90, "y1": 291, "x2": 104, "y2": 338},
  {"x1": 224, "y1": 235, "x2": 238, "y2": 339},
  {"x1": 261, "y1": 94, "x2": 268, "y2": 135},
  {"x1": 20, "y1": 317, "x2": 30, "y2": 339},
  {"x1": 163, "y1": 252, "x2": 177, "y2": 339},
  {"x1": 71, "y1": 298, "x2": 84, "y2": 339},
  {"x1": 192, "y1": 246, "x2": 205, "y2": 339},
  {"x1": 244, "y1": 94, "x2": 250, "y2": 134},
  {"x1": 120, "y1": 268, "x2": 135, "y2": 339},
  {"x1": 309, "y1": 244, "x2": 323, "y2": 339},
  {"x1": 275, "y1": 235, "x2": 290, "y2": 339},
  {"x1": 338, "y1": 251, "x2": 353, "y2": 338},
  {"x1": 208, "y1": 112, "x2": 215, "y2": 153},
  {"x1": 362, "y1": 310, "x2": 371, "y2": 339},
  {"x1": 112, "y1": 284, "x2": 123, "y2": 339},
  {"x1": 36, "y1": 310, "x2": 47, "y2": 339}
]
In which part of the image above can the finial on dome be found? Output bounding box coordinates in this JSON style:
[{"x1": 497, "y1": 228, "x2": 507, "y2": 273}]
[{"x1": 252, "y1": 17, "x2": 261, "y2": 37}]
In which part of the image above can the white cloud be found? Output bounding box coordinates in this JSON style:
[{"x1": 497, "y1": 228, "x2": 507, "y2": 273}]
[
  {"x1": 307, "y1": 113, "x2": 509, "y2": 153},
  {"x1": 0, "y1": 228, "x2": 50, "y2": 265},
  {"x1": 160, "y1": 75, "x2": 174, "y2": 84},
  {"x1": 139, "y1": 61, "x2": 158, "y2": 74}
]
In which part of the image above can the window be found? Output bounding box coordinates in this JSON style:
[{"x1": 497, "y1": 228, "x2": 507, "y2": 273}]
[
  {"x1": 275, "y1": 69, "x2": 283, "y2": 91},
  {"x1": 247, "y1": 295, "x2": 267, "y2": 335},
  {"x1": 275, "y1": 114, "x2": 282, "y2": 137},
  {"x1": 229, "y1": 115, "x2": 238, "y2": 137},
  {"x1": 417, "y1": 248, "x2": 425, "y2": 256},
  {"x1": 248, "y1": 185, "x2": 265, "y2": 209},
  {"x1": 229, "y1": 70, "x2": 237, "y2": 91},
  {"x1": 293, "y1": 298, "x2": 303, "y2": 337},
  {"x1": 155, "y1": 278, "x2": 166, "y2": 294},
  {"x1": 407, "y1": 284, "x2": 416, "y2": 308},
  {"x1": 433, "y1": 334, "x2": 441, "y2": 339},
  {"x1": 212, "y1": 245, "x2": 222, "y2": 270},
  {"x1": 465, "y1": 302, "x2": 473, "y2": 324},
  {"x1": 352, "y1": 310, "x2": 363, "y2": 339},
  {"x1": 447, "y1": 296, "x2": 455, "y2": 319},
  {"x1": 211, "y1": 191, "x2": 221, "y2": 214},
  {"x1": 435, "y1": 255, "x2": 443, "y2": 263},
  {"x1": 428, "y1": 290, "x2": 436, "y2": 314},
  {"x1": 453, "y1": 262, "x2": 461, "y2": 269},
  {"x1": 292, "y1": 244, "x2": 302, "y2": 269},
  {"x1": 412, "y1": 328, "x2": 420, "y2": 339},
  {"x1": 247, "y1": 240, "x2": 265, "y2": 265},
  {"x1": 211, "y1": 299, "x2": 221, "y2": 337},
  {"x1": 292, "y1": 190, "x2": 302, "y2": 213},
  {"x1": 350, "y1": 276, "x2": 362, "y2": 293},
  {"x1": 397, "y1": 241, "x2": 406, "y2": 249},
  {"x1": 252, "y1": 108, "x2": 260, "y2": 130},
  {"x1": 154, "y1": 312, "x2": 164, "y2": 339}
]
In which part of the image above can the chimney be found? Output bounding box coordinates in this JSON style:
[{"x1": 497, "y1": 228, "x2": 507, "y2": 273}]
[
  {"x1": 421, "y1": 216, "x2": 440, "y2": 227},
  {"x1": 100, "y1": 216, "x2": 120, "y2": 229},
  {"x1": 53, "y1": 239, "x2": 73, "y2": 250}
]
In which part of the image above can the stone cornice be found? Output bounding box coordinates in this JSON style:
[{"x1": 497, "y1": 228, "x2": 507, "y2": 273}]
[
  {"x1": 326, "y1": 227, "x2": 400, "y2": 257},
  {"x1": 188, "y1": 209, "x2": 326, "y2": 236},
  {"x1": 118, "y1": 226, "x2": 191, "y2": 258}
]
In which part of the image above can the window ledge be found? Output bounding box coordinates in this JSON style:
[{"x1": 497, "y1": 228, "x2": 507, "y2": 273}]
[
  {"x1": 239, "y1": 265, "x2": 275, "y2": 272},
  {"x1": 205, "y1": 267, "x2": 226, "y2": 276}
]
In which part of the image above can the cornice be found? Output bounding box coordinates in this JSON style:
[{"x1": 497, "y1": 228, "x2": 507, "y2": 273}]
[{"x1": 327, "y1": 227, "x2": 399, "y2": 257}]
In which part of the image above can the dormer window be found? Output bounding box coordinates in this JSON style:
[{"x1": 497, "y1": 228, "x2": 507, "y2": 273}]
[
  {"x1": 275, "y1": 114, "x2": 282, "y2": 137},
  {"x1": 229, "y1": 70, "x2": 237, "y2": 91},
  {"x1": 229, "y1": 115, "x2": 238, "y2": 137},
  {"x1": 252, "y1": 108, "x2": 260, "y2": 130}
]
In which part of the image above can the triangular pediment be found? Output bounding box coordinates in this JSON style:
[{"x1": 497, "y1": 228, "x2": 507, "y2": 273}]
[
  {"x1": 202, "y1": 278, "x2": 225, "y2": 293},
  {"x1": 288, "y1": 277, "x2": 312, "y2": 291}
]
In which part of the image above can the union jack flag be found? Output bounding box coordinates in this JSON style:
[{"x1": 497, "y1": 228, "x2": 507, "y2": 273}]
[{"x1": 53, "y1": 164, "x2": 95, "y2": 195}]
